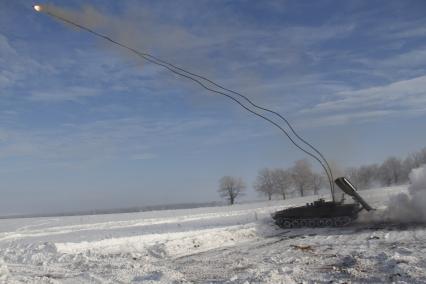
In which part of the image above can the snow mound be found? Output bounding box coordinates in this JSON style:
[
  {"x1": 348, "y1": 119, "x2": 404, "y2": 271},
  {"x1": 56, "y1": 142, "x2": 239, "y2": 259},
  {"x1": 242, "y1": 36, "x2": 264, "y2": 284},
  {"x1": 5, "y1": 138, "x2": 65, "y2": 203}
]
[
  {"x1": 0, "y1": 258, "x2": 9, "y2": 282},
  {"x1": 55, "y1": 224, "x2": 259, "y2": 257},
  {"x1": 2, "y1": 242, "x2": 58, "y2": 266}
]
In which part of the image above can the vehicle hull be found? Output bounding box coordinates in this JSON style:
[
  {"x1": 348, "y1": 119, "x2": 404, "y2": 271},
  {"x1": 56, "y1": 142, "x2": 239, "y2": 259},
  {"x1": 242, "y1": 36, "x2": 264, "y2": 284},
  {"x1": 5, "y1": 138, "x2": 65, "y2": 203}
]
[{"x1": 272, "y1": 200, "x2": 361, "y2": 228}]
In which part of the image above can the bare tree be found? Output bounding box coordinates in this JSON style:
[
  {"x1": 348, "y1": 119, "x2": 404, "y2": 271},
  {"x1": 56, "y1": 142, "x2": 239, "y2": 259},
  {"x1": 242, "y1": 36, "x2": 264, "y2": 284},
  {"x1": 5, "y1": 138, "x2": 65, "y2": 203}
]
[
  {"x1": 291, "y1": 159, "x2": 314, "y2": 197},
  {"x1": 411, "y1": 147, "x2": 426, "y2": 168},
  {"x1": 341, "y1": 147, "x2": 426, "y2": 192},
  {"x1": 311, "y1": 173, "x2": 324, "y2": 195},
  {"x1": 328, "y1": 160, "x2": 345, "y2": 179},
  {"x1": 218, "y1": 176, "x2": 246, "y2": 205},
  {"x1": 254, "y1": 168, "x2": 276, "y2": 200},
  {"x1": 271, "y1": 169, "x2": 293, "y2": 200},
  {"x1": 346, "y1": 164, "x2": 379, "y2": 190},
  {"x1": 401, "y1": 157, "x2": 415, "y2": 183},
  {"x1": 400, "y1": 148, "x2": 426, "y2": 182},
  {"x1": 378, "y1": 157, "x2": 403, "y2": 186},
  {"x1": 359, "y1": 164, "x2": 379, "y2": 189}
]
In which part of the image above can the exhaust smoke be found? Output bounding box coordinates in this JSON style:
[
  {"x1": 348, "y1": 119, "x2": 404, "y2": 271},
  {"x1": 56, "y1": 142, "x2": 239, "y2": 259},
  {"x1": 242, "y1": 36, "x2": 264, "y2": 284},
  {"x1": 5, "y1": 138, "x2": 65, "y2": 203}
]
[
  {"x1": 384, "y1": 166, "x2": 426, "y2": 223},
  {"x1": 32, "y1": 4, "x2": 110, "y2": 31},
  {"x1": 360, "y1": 166, "x2": 426, "y2": 224}
]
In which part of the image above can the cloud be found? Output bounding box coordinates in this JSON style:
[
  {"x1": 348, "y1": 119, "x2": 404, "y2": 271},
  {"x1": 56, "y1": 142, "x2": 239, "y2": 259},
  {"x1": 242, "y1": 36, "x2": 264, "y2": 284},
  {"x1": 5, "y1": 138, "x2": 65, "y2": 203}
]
[
  {"x1": 0, "y1": 34, "x2": 20, "y2": 89},
  {"x1": 307, "y1": 75, "x2": 426, "y2": 114},
  {"x1": 292, "y1": 75, "x2": 426, "y2": 127},
  {"x1": 375, "y1": 18, "x2": 426, "y2": 40},
  {"x1": 392, "y1": 25, "x2": 426, "y2": 39},
  {"x1": 0, "y1": 33, "x2": 56, "y2": 90},
  {"x1": 131, "y1": 153, "x2": 157, "y2": 160},
  {"x1": 297, "y1": 110, "x2": 396, "y2": 128},
  {"x1": 278, "y1": 24, "x2": 356, "y2": 46},
  {"x1": 353, "y1": 48, "x2": 426, "y2": 76},
  {"x1": 30, "y1": 86, "x2": 100, "y2": 102},
  {"x1": 0, "y1": 116, "x2": 218, "y2": 162},
  {"x1": 0, "y1": 34, "x2": 17, "y2": 56}
]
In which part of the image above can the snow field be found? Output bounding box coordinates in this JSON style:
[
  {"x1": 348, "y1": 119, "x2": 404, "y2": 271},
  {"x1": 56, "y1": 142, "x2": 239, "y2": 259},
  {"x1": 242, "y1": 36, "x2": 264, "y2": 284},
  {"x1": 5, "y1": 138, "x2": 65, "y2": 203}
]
[{"x1": 1, "y1": 184, "x2": 426, "y2": 283}]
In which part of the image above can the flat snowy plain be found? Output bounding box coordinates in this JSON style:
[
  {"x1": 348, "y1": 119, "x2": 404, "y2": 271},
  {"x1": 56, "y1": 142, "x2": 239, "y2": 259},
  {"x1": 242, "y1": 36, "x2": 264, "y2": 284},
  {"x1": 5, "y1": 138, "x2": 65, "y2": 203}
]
[{"x1": 1, "y1": 185, "x2": 425, "y2": 283}]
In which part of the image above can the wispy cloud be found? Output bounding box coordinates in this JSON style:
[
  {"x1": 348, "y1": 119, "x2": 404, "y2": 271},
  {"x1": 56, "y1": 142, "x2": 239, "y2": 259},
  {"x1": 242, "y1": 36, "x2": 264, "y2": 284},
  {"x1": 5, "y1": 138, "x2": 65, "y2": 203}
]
[
  {"x1": 0, "y1": 116, "x2": 219, "y2": 162},
  {"x1": 374, "y1": 18, "x2": 426, "y2": 40},
  {"x1": 130, "y1": 153, "x2": 157, "y2": 160},
  {"x1": 296, "y1": 75, "x2": 426, "y2": 127},
  {"x1": 0, "y1": 34, "x2": 17, "y2": 55},
  {"x1": 308, "y1": 75, "x2": 426, "y2": 113},
  {"x1": 297, "y1": 110, "x2": 396, "y2": 128},
  {"x1": 353, "y1": 48, "x2": 426, "y2": 78},
  {"x1": 0, "y1": 34, "x2": 56, "y2": 91},
  {"x1": 30, "y1": 86, "x2": 101, "y2": 102}
]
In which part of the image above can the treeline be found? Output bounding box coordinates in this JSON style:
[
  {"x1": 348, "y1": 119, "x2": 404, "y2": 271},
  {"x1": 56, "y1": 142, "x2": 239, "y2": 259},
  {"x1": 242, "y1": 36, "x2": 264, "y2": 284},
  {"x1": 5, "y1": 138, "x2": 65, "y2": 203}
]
[
  {"x1": 218, "y1": 147, "x2": 426, "y2": 204},
  {"x1": 254, "y1": 159, "x2": 323, "y2": 200},
  {"x1": 217, "y1": 159, "x2": 325, "y2": 204},
  {"x1": 346, "y1": 147, "x2": 426, "y2": 189}
]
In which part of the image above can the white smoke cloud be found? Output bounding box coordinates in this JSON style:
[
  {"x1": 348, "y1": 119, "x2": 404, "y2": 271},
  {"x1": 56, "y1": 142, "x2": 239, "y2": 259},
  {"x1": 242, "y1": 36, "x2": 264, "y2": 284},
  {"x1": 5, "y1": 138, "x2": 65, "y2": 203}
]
[
  {"x1": 384, "y1": 165, "x2": 426, "y2": 223},
  {"x1": 361, "y1": 165, "x2": 426, "y2": 224}
]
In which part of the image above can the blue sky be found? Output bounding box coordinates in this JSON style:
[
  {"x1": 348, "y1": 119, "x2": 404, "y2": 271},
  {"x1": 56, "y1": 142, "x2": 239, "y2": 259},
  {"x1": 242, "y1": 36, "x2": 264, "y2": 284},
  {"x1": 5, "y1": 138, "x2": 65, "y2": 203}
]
[{"x1": 1, "y1": 0, "x2": 426, "y2": 215}]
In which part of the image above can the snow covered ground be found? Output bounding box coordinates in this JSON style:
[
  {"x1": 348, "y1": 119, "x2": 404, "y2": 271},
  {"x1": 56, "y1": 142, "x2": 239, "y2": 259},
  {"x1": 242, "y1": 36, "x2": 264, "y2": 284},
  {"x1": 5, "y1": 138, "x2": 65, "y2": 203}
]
[{"x1": 1, "y1": 185, "x2": 426, "y2": 283}]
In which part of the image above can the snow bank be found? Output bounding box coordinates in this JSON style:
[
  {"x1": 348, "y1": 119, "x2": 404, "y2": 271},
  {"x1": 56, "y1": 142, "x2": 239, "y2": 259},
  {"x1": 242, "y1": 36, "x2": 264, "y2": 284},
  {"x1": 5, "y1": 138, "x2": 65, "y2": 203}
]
[
  {"x1": 55, "y1": 224, "x2": 259, "y2": 257},
  {"x1": 0, "y1": 258, "x2": 9, "y2": 282}
]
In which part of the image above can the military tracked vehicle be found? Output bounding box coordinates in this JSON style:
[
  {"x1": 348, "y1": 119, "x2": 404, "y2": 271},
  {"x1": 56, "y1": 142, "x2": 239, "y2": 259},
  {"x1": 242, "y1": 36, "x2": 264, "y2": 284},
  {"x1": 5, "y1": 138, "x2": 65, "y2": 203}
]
[{"x1": 273, "y1": 177, "x2": 374, "y2": 228}]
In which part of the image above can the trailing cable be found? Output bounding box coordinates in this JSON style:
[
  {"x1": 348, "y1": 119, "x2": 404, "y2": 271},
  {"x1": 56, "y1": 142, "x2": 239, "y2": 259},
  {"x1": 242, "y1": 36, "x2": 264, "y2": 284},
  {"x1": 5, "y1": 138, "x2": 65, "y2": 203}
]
[{"x1": 43, "y1": 10, "x2": 336, "y2": 200}]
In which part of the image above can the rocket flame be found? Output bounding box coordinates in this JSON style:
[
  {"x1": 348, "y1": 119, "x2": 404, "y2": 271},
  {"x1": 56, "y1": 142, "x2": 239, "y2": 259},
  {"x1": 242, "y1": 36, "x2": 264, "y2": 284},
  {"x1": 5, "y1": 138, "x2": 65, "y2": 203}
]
[{"x1": 34, "y1": 5, "x2": 42, "y2": 12}]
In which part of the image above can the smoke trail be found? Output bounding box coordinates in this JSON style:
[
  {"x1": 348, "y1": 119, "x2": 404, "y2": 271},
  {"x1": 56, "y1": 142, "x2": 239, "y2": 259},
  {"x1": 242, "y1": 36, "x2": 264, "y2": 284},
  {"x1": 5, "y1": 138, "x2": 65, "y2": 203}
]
[
  {"x1": 36, "y1": 4, "x2": 196, "y2": 63},
  {"x1": 39, "y1": 4, "x2": 108, "y2": 30},
  {"x1": 37, "y1": 4, "x2": 154, "y2": 63},
  {"x1": 35, "y1": 3, "x2": 336, "y2": 197}
]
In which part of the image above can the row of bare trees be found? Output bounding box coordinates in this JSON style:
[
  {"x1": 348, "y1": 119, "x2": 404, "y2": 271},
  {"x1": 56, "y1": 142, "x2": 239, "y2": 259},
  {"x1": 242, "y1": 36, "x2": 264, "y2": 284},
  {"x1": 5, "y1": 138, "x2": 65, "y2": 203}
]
[
  {"x1": 218, "y1": 147, "x2": 426, "y2": 204},
  {"x1": 254, "y1": 159, "x2": 323, "y2": 200},
  {"x1": 218, "y1": 159, "x2": 324, "y2": 204},
  {"x1": 346, "y1": 147, "x2": 426, "y2": 189}
]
